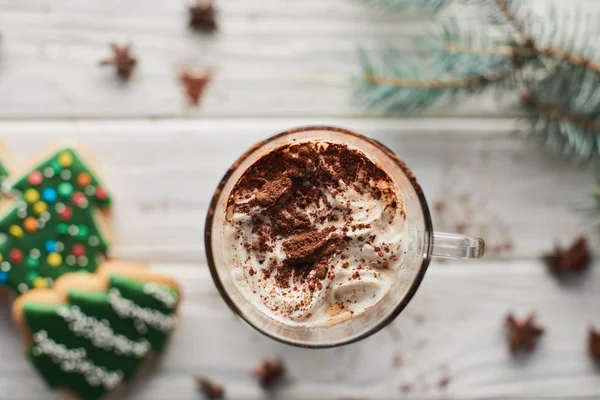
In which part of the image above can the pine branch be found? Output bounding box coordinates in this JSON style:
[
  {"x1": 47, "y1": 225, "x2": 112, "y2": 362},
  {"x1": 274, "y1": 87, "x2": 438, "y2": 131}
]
[
  {"x1": 419, "y1": 19, "x2": 522, "y2": 76},
  {"x1": 495, "y1": 0, "x2": 530, "y2": 44},
  {"x1": 356, "y1": 46, "x2": 517, "y2": 113},
  {"x1": 523, "y1": 94, "x2": 600, "y2": 133},
  {"x1": 521, "y1": 64, "x2": 600, "y2": 164}
]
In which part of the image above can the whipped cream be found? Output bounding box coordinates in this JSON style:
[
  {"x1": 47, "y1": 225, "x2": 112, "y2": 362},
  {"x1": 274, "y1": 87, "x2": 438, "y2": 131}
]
[{"x1": 222, "y1": 140, "x2": 407, "y2": 327}]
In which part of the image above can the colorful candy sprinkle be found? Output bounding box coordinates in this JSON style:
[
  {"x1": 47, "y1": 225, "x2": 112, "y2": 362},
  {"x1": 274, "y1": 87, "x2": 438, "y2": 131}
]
[
  {"x1": 33, "y1": 201, "x2": 48, "y2": 215},
  {"x1": 9, "y1": 225, "x2": 23, "y2": 239},
  {"x1": 77, "y1": 172, "x2": 92, "y2": 187},
  {"x1": 72, "y1": 192, "x2": 86, "y2": 208},
  {"x1": 77, "y1": 225, "x2": 89, "y2": 239},
  {"x1": 58, "y1": 206, "x2": 73, "y2": 221},
  {"x1": 10, "y1": 249, "x2": 24, "y2": 264},
  {"x1": 33, "y1": 277, "x2": 48, "y2": 288},
  {"x1": 45, "y1": 240, "x2": 58, "y2": 253},
  {"x1": 58, "y1": 182, "x2": 74, "y2": 198},
  {"x1": 58, "y1": 151, "x2": 73, "y2": 167},
  {"x1": 57, "y1": 223, "x2": 69, "y2": 235},
  {"x1": 24, "y1": 189, "x2": 40, "y2": 204},
  {"x1": 42, "y1": 188, "x2": 58, "y2": 203},
  {"x1": 43, "y1": 167, "x2": 55, "y2": 178},
  {"x1": 23, "y1": 217, "x2": 38, "y2": 233},
  {"x1": 26, "y1": 256, "x2": 40, "y2": 268},
  {"x1": 28, "y1": 171, "x2": 43, "y2": 186},
  {"x1": 96, "y1": 186, "x2": 108, "y2": 201},
  {"x1": 71, "y1": 244, "x2": 86, "y2": 257},
  {"x1": 47, "y1": 253, "x2": 62, "y2": 268}
]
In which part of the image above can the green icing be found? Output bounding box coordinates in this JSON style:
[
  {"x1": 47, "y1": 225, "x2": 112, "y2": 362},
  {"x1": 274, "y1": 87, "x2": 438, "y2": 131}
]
[
  {"x1": 23, "y1": 274, "x2": 180, "y2": 400},
  {"x1": 0, "y1": 147, "x2": 111, "y2": 294},
  {"x1": 0, "y1": 157, "x2": 9, "y2": 183}
]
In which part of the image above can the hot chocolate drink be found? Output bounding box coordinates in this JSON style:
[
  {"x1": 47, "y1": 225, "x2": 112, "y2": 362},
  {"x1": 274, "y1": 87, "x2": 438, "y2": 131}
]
[{"x1": 222, "y1": 140, "x2": 407, "y2": 327}]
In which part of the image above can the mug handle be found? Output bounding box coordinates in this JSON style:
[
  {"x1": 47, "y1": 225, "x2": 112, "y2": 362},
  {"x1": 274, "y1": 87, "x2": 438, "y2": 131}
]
[{"x1": 431, "y1": 232, "x2": 485, "y2": 259}]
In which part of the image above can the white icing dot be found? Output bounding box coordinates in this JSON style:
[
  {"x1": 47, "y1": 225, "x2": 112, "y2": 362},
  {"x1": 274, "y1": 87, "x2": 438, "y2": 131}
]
[
  {"x1": 33, "y1": 330, "x2": 47, "y2": 342},
  {"x1": 40, "y1": 211, "x2": 51, "y2": 222},
  {"x1": 77, "y1": 256, "x2": 88, "y2": 267},
  {"x1": 66, "y1": 255, "x2": 77, "y2": 266},
  {"x1": 55, "y1": 306, "x2": 151, "y2": 359},
  {"x1": 0, "y1": 233, "x2": 6, "y2": 243},
  {"x1": 56, "y1": 242, "x2": 65, "y2": 252},
  {"x1": 1, "y1": 262, "x2": 11, "y2": 272},
  {"x1": 134, "y1": 320, "x2": 148, "y2": 334},
  {"x1": 18, "y1": 283, "x2": 28, "y2": 293},
  {"x1": 17, "y1": 208, "x2": 27, "y2": 219},
  {"x1": 143, "y1": 283, "x2": 179, "y2": 309},
  {"x1": 79, "y1": 198, "x2": 89, "y2": 209},
  {"x1": 46, "y1": 278, "x2": 54, "y2": 286},
  {"x1": 88, "y1": 236, "x2": 100, "y2": 246},
  {"x1": 68, "y1": 225, "x2": 79, "y2": 236},
  {"x1": 43, "y1": 167, "x2": 54, "y2": 178},
  {"x1": 85, "y1": 185, "x2": 96, "y2": 196},
  {"x1": 55, "y1": 203, "x2": 66, "y2": 213},
  {"x1": 108, "y1": 288, "x2": 176, "y2": 334},
  {"x1": 37, "y1": 219, "x2": 46, "y2": 229},
  {"x1": 60, "y1": 170, "x2": 72, "y2": 180},
  {"x1": 30, "y1": 249, "x2": 41, "y2": 258},
  {"x1": 30, "y1": 329, "x2": 124, "y2": 391}
]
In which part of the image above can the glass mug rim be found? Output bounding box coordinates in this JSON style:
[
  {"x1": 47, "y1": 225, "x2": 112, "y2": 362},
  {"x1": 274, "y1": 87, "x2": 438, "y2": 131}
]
[{"x1": 204, "y1": 125, "x2": 434, "y2": 348}]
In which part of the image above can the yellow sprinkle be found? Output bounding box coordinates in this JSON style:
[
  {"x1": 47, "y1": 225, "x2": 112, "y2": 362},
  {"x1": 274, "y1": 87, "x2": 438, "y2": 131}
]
[
  {"x1": 9, "y1": 225, "x2": 23, "y2": 239},
  {"x1": 33, "y1": 201, "x2": 48, "y2": 215},
  {"x1": 0, "y1": 253, "x2": 3, "y2": 263},
  {"x1": 33, "y1": 277, "x2": 48, "y2": 289},
  {"x1": 58, "y1": 151, "x2": 73, "y2": 167},
  {"x1": 47, "y1": 252, "x2": 62, "y2": 268},
  {"x1": 24, "y1": 189, "x2": 40, "y2": 204}
]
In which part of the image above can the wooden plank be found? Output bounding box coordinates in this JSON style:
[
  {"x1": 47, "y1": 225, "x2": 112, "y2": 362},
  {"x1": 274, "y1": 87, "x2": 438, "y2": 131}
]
[
  {"x1": 0, "y1": 118, "x2": 594, "y2": 263},
  {"x1": 0, "y1": 0, "x2": 598, "y2": 119},
  {"x1": 1, "y1": 260, "x2": 599, "y2": 399}
]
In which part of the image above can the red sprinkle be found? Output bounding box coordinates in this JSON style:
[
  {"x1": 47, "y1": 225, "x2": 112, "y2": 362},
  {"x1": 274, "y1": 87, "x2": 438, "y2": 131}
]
[
  {"x1": 58, "y1": 206, "x2": 73, "y2": 221},
  {"x1": 72, "y1": 244, "x2": 86, "y2": 257},
  {"x1": 71, "y1": 192, "x2": 86, "y2": 207},
  {"x1": 10, "y1": 249, "x2": 23, "y2": 264},
  {"x1": 28, "y1": 171, "x2": 43, "y2": 186},
  {"x1": 96, "y1": 186, "x2": 107, "y2": 201}
]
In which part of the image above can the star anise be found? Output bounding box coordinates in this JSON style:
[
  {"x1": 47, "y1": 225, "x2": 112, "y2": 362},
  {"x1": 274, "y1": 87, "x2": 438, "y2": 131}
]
[
  {"x1": 505, "y1": 313, "x2": 545, "y2": 354},
  {"x1": 188, "y1": 1, "x2": 217, "y2": 32},
  {"x1": 179, "y1": 69, "x2": 212, "y2": 106},
  {"x1": 253, "y1": 358, "x2": 285, "y2": 389},
  {"x1": 99, "y1": 43, "x2": 137, "y2": 80},
  {"x1": 589, "y1": 327, "x2": 600, "y2": 360},
  {"x1": 541, "y1": 236, "x2": 591, "y2": 276},
  {"x1": 196, "y1": 377, "x2": 224, "y2": 399}
]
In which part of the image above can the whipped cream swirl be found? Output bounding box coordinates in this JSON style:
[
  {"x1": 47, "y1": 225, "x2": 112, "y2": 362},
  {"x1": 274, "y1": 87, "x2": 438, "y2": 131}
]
[{"x1": 222, "y1": 140, "x2": 406, "y2": 327}]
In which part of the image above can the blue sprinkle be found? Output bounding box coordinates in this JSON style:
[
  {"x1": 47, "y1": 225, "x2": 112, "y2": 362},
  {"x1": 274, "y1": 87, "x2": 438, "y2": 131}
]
[
  {"x1": 42, "y1": 188, "x2": 58, "y2": 203},
  {"x1": 45, "y1": 240, "x2": 57, "y2": 253},
  {"x1": 0, "y1": 271, "x2": 7, "y2": 284}
]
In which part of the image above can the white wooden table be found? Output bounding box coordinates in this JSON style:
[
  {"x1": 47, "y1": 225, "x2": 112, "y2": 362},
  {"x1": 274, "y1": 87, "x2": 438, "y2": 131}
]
[{"x1": 0, "y1": 1, "x2": 599, "y2": 399}]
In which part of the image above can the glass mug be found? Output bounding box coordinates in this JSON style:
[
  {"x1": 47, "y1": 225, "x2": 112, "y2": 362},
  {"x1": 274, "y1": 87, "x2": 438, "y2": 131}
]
[{"x1": 205, "y1": 126, "x2": 484, "y2": 348}]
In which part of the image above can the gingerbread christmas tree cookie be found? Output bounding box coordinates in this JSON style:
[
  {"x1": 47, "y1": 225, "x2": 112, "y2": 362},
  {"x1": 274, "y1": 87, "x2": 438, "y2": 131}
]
[
  {"x1": 12, "y1": 261, "x2": 181, "y2": 400},
  {"x1": 0, "y1": 145, "x2": 112, "y2": 295}
]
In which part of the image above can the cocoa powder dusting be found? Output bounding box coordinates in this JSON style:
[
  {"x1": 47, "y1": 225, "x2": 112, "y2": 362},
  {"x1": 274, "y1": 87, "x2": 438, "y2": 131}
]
[
  {"x1": 227, "y1": 140, "x2": 401, "y2": 318},
  {"x1": 255, "y1": 176, "x2": 292, "y2": 207}
]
